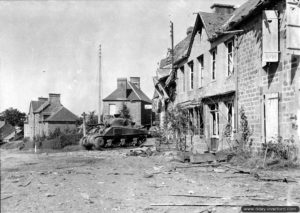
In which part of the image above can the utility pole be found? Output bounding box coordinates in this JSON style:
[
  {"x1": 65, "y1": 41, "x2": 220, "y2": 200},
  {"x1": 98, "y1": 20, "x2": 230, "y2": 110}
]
[
  {"x1": 170, "y1": 21, "x2": 174, "y2": 76},
  {"x1": 98, "y1": 45, "x2": 103, "y2": 124},
  {"x1": 82, "y1": 112, "x2": 87, "y2": 136}
]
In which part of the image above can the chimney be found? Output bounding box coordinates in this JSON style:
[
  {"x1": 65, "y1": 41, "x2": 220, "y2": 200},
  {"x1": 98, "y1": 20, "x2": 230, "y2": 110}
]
[
  {"x1": 117, "y1": 78, "x2": 127, "y2": 99},
  {"x1": 49, "y1": 93, "x2": 61, "y2": 104},
  {"x1": 38, "y1": 97, "x2": 48, "y2": 102},
  {"x1": 186, "y1": 26, "x2": 193, "y2": 35},
  {"x1": 210, "y1": 3, "x2": 235, "y2": 15},
  {"x1": 130, "y1": 77, "x2": 140, "y2": 89}
]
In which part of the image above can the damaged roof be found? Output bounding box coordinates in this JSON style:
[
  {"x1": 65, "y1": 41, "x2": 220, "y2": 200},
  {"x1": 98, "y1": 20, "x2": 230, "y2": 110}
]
[
  {"x1": 159, "y1": 32, "x2": 192, "y2": 68},
  {"x1": 222, "y1": 0, "x2": 264, "y2": 31},
  {"x1": 198, "y1": 12, "x2": 232, "y2": 40}
]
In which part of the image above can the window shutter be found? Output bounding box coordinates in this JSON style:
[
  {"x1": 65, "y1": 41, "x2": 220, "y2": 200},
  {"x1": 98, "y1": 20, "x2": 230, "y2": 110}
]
[
  {"x1": 262, "y1": 10, "x2": 279, "y2": 62},
  {"x1": 265, "y1": 93, "x2": 279, "y2": 142},
  {"x1": 286, "y1": 0, "x2": 300, "y2": 55}
]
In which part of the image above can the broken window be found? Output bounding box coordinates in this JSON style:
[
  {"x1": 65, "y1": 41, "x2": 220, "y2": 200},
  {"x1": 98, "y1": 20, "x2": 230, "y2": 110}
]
[
  {"x1": 226, "y1": 40, "x2": 234, "y2": 76},
  {"x1": 197, "y1": 55, "x2": 204, "y2": 88},
  {"x1": 264, "y1": 93, "x2": 279, "y2": 142},
  {"x1": 109, "y1": 104, "x2": 116, "y2": 115},
  {"x1": 262, "y1": 10, "x2": 279, "y2": 63},
  {"x1": 210, "y1": 104, "x2": 219, "y2": 137},
  {"x1": 188, "y1": 61, "x2": 194, "y2": 90},
  {"x1": 211, "y1": 49, "x2": 217, "y2": 80},
  {"x1": 286, "y1": 0, "x2": 300, "y2": 55}
]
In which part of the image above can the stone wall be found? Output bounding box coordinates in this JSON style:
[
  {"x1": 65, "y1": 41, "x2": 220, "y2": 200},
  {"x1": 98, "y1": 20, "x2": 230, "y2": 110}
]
[{"x1": 236, "y1": 1, "x2": 299, "y2": 151}]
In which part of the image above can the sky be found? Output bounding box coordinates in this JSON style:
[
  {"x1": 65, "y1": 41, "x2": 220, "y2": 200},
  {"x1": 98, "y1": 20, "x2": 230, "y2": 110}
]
[{"x1": 0, "y1": 0, "x2": 246, "y2": 116}]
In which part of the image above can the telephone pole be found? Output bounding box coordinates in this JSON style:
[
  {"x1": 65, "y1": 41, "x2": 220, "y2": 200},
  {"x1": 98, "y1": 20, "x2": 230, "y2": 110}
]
[
  {"x1": 170, "y1": 21, "x2": 174, "y2": 75},
  {"x1": 98, "y1": 45, "x2": 103, "y2": 124}
]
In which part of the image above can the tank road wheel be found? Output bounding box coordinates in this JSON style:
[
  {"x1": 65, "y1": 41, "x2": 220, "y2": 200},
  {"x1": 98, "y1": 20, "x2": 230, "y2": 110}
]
[
  {"x1": 94, "y1": 137, "x2": 105, "y2": 150},
  {"x1": 106, "y1": 139, "x2": 113, "y2": 148},
  {"x1": 132, "y1": 138, "x2": 138, "y2": 146},
  {"x1": 120, "y1": 138, "x2": 126, "y2": 147}
]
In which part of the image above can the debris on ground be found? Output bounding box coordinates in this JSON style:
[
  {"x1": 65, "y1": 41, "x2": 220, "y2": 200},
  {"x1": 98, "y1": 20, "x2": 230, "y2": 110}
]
[
  {"x1": 45, "y1": 193, "x2": 55, "y2": 197},
  {"x1": 127, "y1": 147, "x2": 155, "y2": 157},
  {"x1": 1, "y1": 195, "x2": 13, "y2": 200},
  {"x1": 80, "y1": 192, "x2": 94, "y2": 203},
  {"x1": 18, "y1": 179, "x2": 32, "y2": 187},
  {"x1": 139, "y1": 138, "x2": 156, "y2": 147},
  {"x1": 190, "y1": 153, "x2": 217, "y2": 164}
]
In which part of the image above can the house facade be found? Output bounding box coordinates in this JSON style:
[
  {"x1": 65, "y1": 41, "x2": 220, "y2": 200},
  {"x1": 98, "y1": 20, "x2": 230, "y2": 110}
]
[
  {"x1": 155, "y1": 0, "x2": 300, "y2": 154},
  {"x1": 103, "y1": 77, "x2": 152, "y2": 127},
  {"x1": 214, "y1": 0, "x2": 300, "y2": 151},
  {"x1": 175, "y1": 6, "x2": 236, "y2": 153},
  {"x1": 24, "y1": 93, "x2": 78, "y2": 140}
]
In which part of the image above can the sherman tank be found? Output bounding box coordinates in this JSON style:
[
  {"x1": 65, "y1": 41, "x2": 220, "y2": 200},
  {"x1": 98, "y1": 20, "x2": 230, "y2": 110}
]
[{"x1": 80, "y1": 117, "x2": 148, "y2": 150}]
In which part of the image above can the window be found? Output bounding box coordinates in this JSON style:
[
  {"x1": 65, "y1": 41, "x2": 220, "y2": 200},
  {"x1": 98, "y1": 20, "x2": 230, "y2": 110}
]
[
  {"x1": 227, "y1": 41, "x2": 234, "y2": 76},
  {"x1": 196, "y1": 106, "x2": 204, "y2": 135},
  {"x1": 180, "y1": 66, "x2": 185, "y2": 92},
  {"x1": 210, "y1": 104, "x2": 219, "y2": 136},
  {"x1": 226, "y1": 101, "x2": 235, "y2": 137},
  {"x1": 197, "y1": 55, "x2": 204, "y2": 88},
  {"x1": 264, "y1": 93, "x2": 279, "y2": 142},
  {"x1": 286, "y1": 1, "x2": 300, "y2": 55},
  {"x1": 109, "y1": 104, "x2": 116, "y2": 115},
  {"x1": 188, "y1": 61, "x2": 194, "y2": 90},
  {"x1": 211, "y1": 49, "x2": 216, "y2": 80}
]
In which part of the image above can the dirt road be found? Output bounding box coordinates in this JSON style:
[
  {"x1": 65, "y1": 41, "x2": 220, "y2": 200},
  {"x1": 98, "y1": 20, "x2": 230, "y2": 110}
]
[{"x1": 1, "y1": 147, "x2": 300, "y2": 213}]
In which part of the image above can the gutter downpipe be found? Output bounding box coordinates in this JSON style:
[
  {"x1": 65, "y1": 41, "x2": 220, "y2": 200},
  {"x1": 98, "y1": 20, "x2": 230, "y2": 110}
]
[{"x1": 234, "y1": 34, "x2": 239, "y2": 133}]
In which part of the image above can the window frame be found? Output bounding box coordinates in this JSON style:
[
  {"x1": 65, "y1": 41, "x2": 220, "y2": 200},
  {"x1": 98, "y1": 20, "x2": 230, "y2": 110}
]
[
  {"x1": 109, "y1": 104, "x2": 116, "y2": 116},
  {"x1": 211, "y1": 49, "x2": 217, "y2": 81},
  {"x1": 210, "y1": 104, "x2": 219, "y2": 137},
  {"x1": 197, "y1": 55, "x2": 204, "y2": 88},
  {"x1": 188, "y1": 61, "x2": 194, "y2": 90},
  {"x1": 226, "y1": 40, "x2": 234, "y2": 76}
]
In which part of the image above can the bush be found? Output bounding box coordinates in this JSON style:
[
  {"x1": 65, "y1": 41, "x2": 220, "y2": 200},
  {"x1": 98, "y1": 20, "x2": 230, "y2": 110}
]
[
  {"x1": 261, "y1": 136, "x2": 298, "y2": 161},
  {"x1": 41, "y1": 133, "x2": 83, "y2": 149}
]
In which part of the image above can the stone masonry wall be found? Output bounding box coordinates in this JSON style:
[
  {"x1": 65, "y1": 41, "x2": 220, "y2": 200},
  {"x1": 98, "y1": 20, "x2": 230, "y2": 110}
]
[{"x1": 237, "y1": 1, "x2": 299, "y2": 151}]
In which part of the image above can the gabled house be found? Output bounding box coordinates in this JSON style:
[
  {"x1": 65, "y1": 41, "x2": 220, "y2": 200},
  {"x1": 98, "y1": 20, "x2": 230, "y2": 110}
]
[
  {"x1": 211, "y1": 0, "x2": 300, "y2": 150},
  {"x1": 103, "y1": 77, "x2": 152, "y2": 127},
  {"x1": 160, "y1": 0, "x2": 299, "y2": 154},
  {"x1": 174, "y1": 4, "x2": 236, "y2": 153},
  {"x1": 24, "y1": 93, "x2": 78, "y2": 139}
]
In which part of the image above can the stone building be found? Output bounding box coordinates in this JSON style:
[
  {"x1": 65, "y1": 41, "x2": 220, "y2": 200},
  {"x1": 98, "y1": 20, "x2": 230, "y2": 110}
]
[
  {"x1": 215, "y1": 0, "x2": 300, "y2": 150},
  {"x1": 155, "y1": 0, "x2": 300, "y2": 154},
  {"x1": 103, "y1": 77, "x2": 152, "y2": 127},
  {"x1": 24, "y1": 93, "x2": 78, "y2": 139},
  {"x1": 174, "y1": 4, "x2": 236, "y2": 153}
]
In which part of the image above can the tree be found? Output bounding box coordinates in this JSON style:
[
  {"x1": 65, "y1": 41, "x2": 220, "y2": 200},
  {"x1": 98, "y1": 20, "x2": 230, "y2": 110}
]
[
  {"x1": 119, "y1": 103, "x2": 131, "y2": 120},
  {"x1": 164, "y1": 105, "x2": 189, "y2": 151},
  {"x1": 0, "y1": 108, "x2": 26, "y2": 127},
  {"x1": 86, "y1": 111, "x2": 98, "y2": 125}
]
